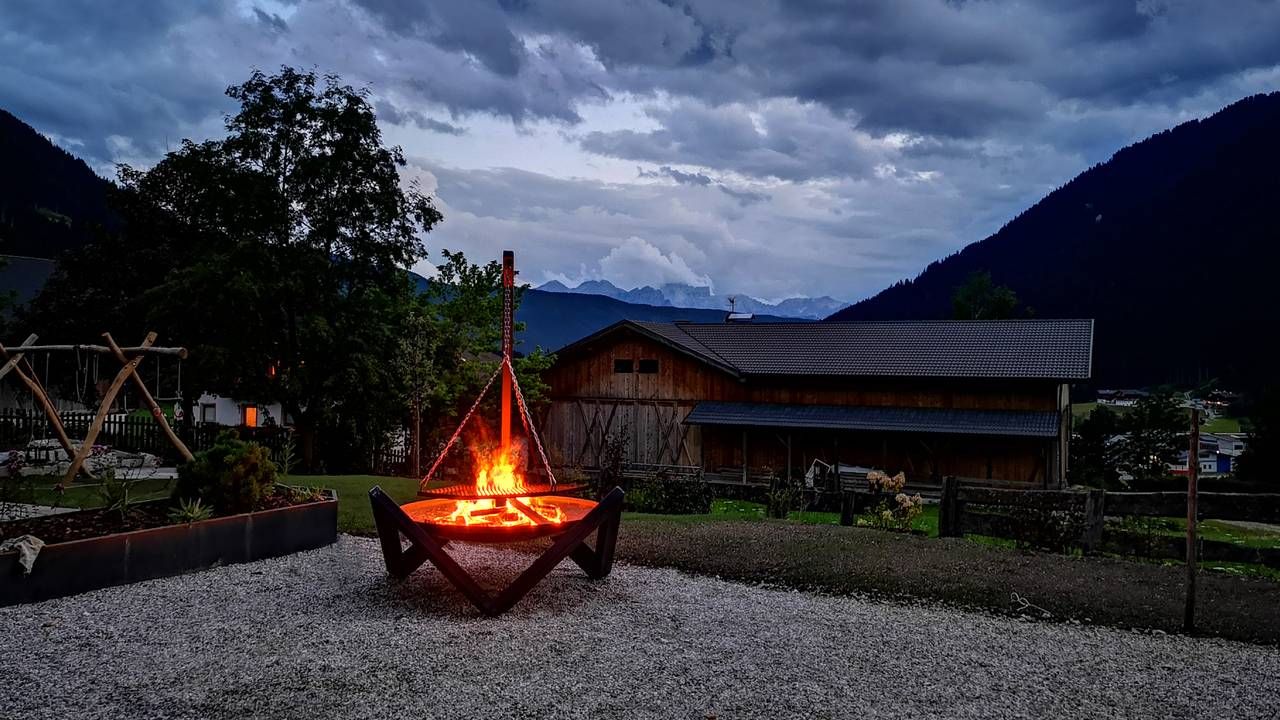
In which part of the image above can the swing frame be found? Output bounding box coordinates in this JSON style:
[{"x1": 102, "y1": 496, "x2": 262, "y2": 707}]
[{"x1": 0, "y1": 331, "x2": 194, "y2": 483}]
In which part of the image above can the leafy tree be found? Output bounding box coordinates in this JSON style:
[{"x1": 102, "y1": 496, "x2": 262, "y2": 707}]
[
  {"x1": 951, "y1": 270, "x2": 1021, "y2": 320},
  {"x1": 30, "y1": 67, "x2": 442, "y2": 471},
  {"x1": 415, "y1": 249, "x2": 556, "y2": 456},
  {"x1": 1116, "y1": 391, "x2": 1185, "y2": 484},
  {"x1": 1069, "y1": 405, "x2": 1123, "y2": 488},
  {"x1": 1236, "y1": 386, "x2": 1278, "y2": 484}
]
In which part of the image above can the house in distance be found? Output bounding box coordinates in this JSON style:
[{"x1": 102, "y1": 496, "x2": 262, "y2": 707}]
[{"x1": 544, "y1": 318, "x2": 1094, "y2": 488}]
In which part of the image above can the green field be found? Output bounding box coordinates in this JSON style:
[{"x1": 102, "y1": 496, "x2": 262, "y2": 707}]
[{"x1": 1072, "y1": 402, "x2": 1245, "y2": 433}]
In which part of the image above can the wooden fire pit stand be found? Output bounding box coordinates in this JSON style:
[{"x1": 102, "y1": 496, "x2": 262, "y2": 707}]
[{"x1": 368, "y1": 486, "x2": 624, "y2": 616}]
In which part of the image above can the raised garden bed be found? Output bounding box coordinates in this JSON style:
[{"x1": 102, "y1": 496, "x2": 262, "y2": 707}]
[{"x1": 0, "y1": 486, "x2": 336, "y2": 606}]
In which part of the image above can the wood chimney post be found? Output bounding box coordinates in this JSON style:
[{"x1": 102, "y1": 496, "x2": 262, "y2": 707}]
[
  {"x1": 501, "y1": 250, "x2": 515, "y2": 451},
  {"x1": 1185, "y1": 407, "x2": 1200, "y2": 632}
]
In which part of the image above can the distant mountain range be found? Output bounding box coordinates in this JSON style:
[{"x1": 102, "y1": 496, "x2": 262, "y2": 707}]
[
  {"x1": 538, "y1": 279, "x2": 846, "y2": 319},
  {"x1": 409, "y1": 273, "x2": 794, "y2": 353},
  {"x1": 830, "y1": 92, "x2": 1280, "y2": 392}
]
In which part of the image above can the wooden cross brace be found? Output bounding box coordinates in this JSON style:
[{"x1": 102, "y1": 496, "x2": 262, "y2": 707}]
[
  {"x1": 368, "y1": 486, "x2": 624, "y2": 616},
  {"x1": 0, "y1": 334, "x2": 92, "y2": 478}
]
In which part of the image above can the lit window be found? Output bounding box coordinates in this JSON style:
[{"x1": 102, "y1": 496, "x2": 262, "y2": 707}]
[
  {"x1": 243, "y1": 406, "x2": 259, "y2": 427},
  {"x1": 613, "y1": 359, "x2": 634, "y2": 373},
  {"x1": 638, "y1": 359, "x2": 659, "y2": 374}
]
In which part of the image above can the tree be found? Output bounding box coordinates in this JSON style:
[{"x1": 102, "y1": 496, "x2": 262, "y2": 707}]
[
  {"x1": 1069, "y1": 405, "x2": 1123, "y2": 488},
  {"x1": 1236, "y1": 386, "x2": 1278, "y2": 484},
  {"x1": 951, "y1": 270, "x2": 1021, "y2": 320},
  {"x1": 1115, "y1": 391, "x2": 1185, "y2": 485},
  {"x1": 416, "y1": 250, "x2": 555, "y2": 450},
  {"x1": 30, "y1": 67, "x2": 442, "y2": 471}
]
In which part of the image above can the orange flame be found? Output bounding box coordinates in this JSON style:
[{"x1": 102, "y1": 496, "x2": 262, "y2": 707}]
[{"x1": 438, "y1": 445, "x2": 566, "y2": 529}]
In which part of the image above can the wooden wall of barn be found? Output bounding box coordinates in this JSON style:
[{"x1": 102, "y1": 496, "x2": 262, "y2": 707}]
[{"x1": 543, "y1": 328, "x2": 1065, "y2": 486}]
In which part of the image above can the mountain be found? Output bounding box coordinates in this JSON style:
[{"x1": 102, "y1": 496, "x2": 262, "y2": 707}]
[
  {"x1": 0, "y1": 109, "x2": 115, "y2": 260},
  {"x1": 411, "y1": 273, "x2": 795, "y2": 352},
  {"x1": 538, "y1": 278, "x2": 846, "y2": 319},
  {"x1": 829, "y1": 92, "x2": 1280, "y2": 392}
]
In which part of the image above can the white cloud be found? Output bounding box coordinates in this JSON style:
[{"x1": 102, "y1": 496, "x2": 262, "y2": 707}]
[{"x1": 597, "y1": 237, "x2": 713, "y2": 289}]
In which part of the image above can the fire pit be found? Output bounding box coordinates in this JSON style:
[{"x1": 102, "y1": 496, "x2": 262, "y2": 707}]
[{"x1": 369, "y1": 251, "x2": 623, "y2": 616}]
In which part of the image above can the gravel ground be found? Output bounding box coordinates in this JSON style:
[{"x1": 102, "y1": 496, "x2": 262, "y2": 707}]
[{"x1": 2, "y1": 536, "x2": 1278, "y2": 720}]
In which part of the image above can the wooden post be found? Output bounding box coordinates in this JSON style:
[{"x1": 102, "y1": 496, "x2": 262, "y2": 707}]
[
  {"x1": 0, "y1": 336, "x2": 88, "y2": 474},
  {"x1": 103, "y1": 333, "x2": 193, "y2": 462},
  {"x1": 0, "y1": 333, "x2": 38, "y2": 382},
  {"x1": 741, "y1": 429, "x2": 748, "y2": 484},
  {"x1": 1081, "y1": 488, "x2": 1105, "y2": 553},
  {"x1": 63, "y1": 333, "x2": 157, "y2": 484},
  {"x1": 1185, "y1": 408, "x2": 1200, "y2": 632},
  {"x1": 500, "y1": 250, "x2": 514, "y2": 451},
  {"x1": 938, "y1": 476, "x2": 960, "y2": 537},
  {"x1": 839, "y1": 485, "x2": 856, "y2": 526}
]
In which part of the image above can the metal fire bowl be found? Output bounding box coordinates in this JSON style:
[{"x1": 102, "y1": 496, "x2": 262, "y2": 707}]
[{"x1": 399, "y1": 495, "x2": 599, "y2": 543}]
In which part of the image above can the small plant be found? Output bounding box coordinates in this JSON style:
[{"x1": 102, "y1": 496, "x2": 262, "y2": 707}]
[
  {"x1": 765, "y1": 470, "x2": 798, "y2": 519},
  {"x1": 174, "y1": 431, "x2": 279, "y2": 514},
  {"x1": 97, "y1": 469, "x2": 132, "y2": 521},
  {"x1": 273, "y1": 431, "x2": 298, "y2": 478},
  {"x1": 857, "y1": 470, "x2": 921, "y2": 532},
  {"x1": 168, "y1": 497, "x2": 213, "y2": 524}
]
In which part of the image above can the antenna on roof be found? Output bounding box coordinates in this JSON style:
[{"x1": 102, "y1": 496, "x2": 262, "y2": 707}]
[{"x1": 727, "y1": 295, "x2": 737, "y2": 312}]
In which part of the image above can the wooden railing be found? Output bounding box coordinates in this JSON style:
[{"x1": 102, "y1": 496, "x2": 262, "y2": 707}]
[{"x1": 931, "y1": 477, "x2": 1280, "y2": 567}]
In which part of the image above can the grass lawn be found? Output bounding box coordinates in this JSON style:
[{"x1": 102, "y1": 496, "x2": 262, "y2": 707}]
[
  {"x1": 284, "y1": 474, "x2": 422, "y2": 535},
  {"x1": 1072, "y1": 401, "x2": 1246, "y2": 433},
  {"x1": 26, "y1": 476, "x2": 175, "y2": 508}
]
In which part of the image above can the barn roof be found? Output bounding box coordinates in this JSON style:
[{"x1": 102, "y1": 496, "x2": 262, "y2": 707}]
[
  {"x1": 557, "y1": 319, "x2": 1093, "y2": 380},
  {"x1": 684, "y1": 401, "x2": 1061, "y2": 438}
]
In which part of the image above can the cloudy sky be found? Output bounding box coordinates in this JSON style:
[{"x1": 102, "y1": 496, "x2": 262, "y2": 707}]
[{"x1": 4, "y1": 1, "x2": 1279, "y2": 303}]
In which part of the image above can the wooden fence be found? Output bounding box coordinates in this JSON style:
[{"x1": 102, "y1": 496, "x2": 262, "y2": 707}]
[{"x1": 922, "y1": 477, "x2": 1280, "y2": 568}]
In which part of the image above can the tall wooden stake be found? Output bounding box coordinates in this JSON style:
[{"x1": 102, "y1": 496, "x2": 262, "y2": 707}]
[
  {"x1": 102, "y1": 333, "x2": 193, "y2": 462},
  {"x1": 1185, "y1": 407, "x2": 1200, "y2": 632},
  {"x1": 500, "y1": 250, "x2": 515, "y2": 451}
]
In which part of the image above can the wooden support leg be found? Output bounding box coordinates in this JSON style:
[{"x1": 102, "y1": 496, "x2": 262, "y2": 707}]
[
  {"x1": 63, "y1": 332, "x2": 157, "y2": 484},
  {"x1": 1, "y1": 335, "x2": 92, "y2": 478},
  {"x1": 369, "y1": 486, "x2": 625, "y2": 616},
  {"x1": 102, "y1": 332, "x2": 194, "y2": 462}
]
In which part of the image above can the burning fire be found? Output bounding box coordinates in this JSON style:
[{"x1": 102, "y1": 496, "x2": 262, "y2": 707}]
[{"x1": 440, "y1": 446, "x2": 566, "y2": 529}]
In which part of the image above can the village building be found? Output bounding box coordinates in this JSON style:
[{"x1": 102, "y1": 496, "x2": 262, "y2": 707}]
[{"x1": 544, "y1": 319, "x2": 1094, "y2": 489}]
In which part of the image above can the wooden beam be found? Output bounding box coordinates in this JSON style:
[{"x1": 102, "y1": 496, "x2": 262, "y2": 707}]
[
  {"x1": 0, "y1": 343, "x2": 187, "y2": 358},
  {"x1": 103, "y1": 332, "x2": 194, "y2": 462},
  {"x1": 0, "y1": 333, "x2": 38, "y2": 382},
  {"x1": 63, "y1": 332, "x2": 157, "y2": 484}
]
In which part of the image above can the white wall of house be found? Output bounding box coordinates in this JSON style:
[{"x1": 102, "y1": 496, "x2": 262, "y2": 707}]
[{"x1": 195, "y1": 393, "x2": 285, "y2": 428}]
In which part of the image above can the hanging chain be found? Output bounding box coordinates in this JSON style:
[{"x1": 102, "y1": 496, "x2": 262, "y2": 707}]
[
  {"x1": 419, "y1": 360, "x2": 504, "y2": 490},
  {"x1": 507, "y1": 357, "x2": 557, "y2": 487}
]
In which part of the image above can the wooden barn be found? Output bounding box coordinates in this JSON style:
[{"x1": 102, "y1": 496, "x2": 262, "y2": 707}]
[{"x1": 542, "y1": 319, "x2": 1093, "y2": 489}]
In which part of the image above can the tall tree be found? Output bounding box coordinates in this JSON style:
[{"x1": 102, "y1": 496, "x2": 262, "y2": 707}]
[
  {"x1": 1235, "y1": 386, "x2": 1278, "y2": 484},
  {"x1": 1116, "y1": 391, "x2": 1185, "y2": 484},
  {"x1": 31, "y1": 67, "x2": 442, "y2": 471},
  {"x1": 951, "y1": 271, "x2": 1021, "y2": 320},
  {"x1": 1069, "y1": 405, "x2": 1123, "y2": 488}
]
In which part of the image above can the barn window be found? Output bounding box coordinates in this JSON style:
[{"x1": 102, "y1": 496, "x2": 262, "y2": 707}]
[
  {"x1": 638, "y1": 358, "x2": 659, "y2": 374},
  {"x1": 613, "y1": 358, "x2": 634, "y2": 373}
]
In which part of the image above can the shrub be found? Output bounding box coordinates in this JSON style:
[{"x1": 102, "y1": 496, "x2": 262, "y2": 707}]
[
  {"x1": 766, "y1": 471, "x2": 798, "y2": 519},
  {"x1": 97, "y1": 469, "x2": 133, "y2": 522},
  {"x1": 860, "y1": 492, "x2": 923, "y2": 532},
  {"x1": 174, "y1": 431, "x2": 278, "y2": 514},
  {"x1": 626, "y1": 469, "x2": 712, "y2": 514}
]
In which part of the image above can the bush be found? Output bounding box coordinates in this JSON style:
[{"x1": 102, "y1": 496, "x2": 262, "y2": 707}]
[
  {"x1": 766, "y1": 472, "x2": 798, "y2": 519},
  {"x1": 174, "y1": 431, "x2": 278, "y2": 514},
  {"x1": 626, "y1": 469, "x2": 712, "y2": 515}
]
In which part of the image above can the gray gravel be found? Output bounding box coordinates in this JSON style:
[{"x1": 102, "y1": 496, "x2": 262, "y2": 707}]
[{"x1": 2, "y1": 536, "x2": 1277, "y2": 720}]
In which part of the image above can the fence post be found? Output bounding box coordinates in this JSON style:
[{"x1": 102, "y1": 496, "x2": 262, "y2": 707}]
[
  {"x1": 939, "y1": 476, "x2": 960, "y2": 537},
  {"x1": 839, "y1": 487, "x2": 856, "y2": 526},
  {"x1": 1081, "y1": 489, "x2": 1105, "y2": 553}
]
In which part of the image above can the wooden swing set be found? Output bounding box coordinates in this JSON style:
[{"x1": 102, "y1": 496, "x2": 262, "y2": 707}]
[{"x1": 0, "y1": 332, "x2": 192, "y2": 484}]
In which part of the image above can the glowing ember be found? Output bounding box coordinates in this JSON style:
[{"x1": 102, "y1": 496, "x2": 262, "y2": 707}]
[{"x1": 432, "y1": 446, "x2": 565, "y2": 530}]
